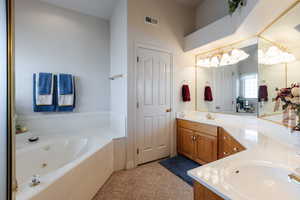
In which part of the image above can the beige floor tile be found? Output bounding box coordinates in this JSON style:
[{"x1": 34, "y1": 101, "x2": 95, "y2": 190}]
[{"x1": 92, "y1": 162, "x2": 193, "y2": 200}]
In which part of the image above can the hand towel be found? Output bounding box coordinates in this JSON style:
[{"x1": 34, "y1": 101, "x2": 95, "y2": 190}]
[
  {"x1": 35, "y1": 73, "x2": 54, "y2": 106},
  {"x1": 204, "y1": 86, "x2": 213, "y2": 102},
  {"x1": 33, "y1": 74, "x2": 56, "y2": 112},
  {"x1": 258, "y1": 85, "x2": 268, "y2": 102},
  {"x1": 182, "y1": 85, "x2": 191, "y2": 102},
  {"x1": 59, "y1": 73, "x2": 73, "y2": 95},
  {"x1": 38, "y1": 72, "x2": 52, "y2": 95}
]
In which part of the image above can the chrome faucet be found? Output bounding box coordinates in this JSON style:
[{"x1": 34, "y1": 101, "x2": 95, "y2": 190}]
[
  {"x1": 289, "y1": 168, "x2": 300, "y2": 184},
  {"x1": 30, "y1": 175, "x2": 41, "y2": 187}
]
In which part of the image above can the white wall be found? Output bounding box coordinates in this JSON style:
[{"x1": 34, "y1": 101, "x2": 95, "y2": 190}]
[
  {"x1": 15, "y1": 0, "x2": 111, "y2": 116},
  {"x1": 126, "y1": 0, "x2": 196, "y2": 168},
  {"x1": 0, "y1": 0, "x2": 7, "y2": 198},
  {"x1": 195, "y1": 0, "x2": 228, "y2": 29},
  {"x1": 110, "y1": 0, "x2": 127, "y2": 117}
]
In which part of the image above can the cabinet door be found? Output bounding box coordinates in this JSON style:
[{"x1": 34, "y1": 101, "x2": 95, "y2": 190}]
[
  {"x1": 218, "y1": 128, "x2": 246, "y2": 159},
  {"x1": 194, "y1": 132, "x2": 218, "y2": 164},
  {"x1": 194, "y1": 182, "x2": 224, "y2": 200},
  {"x1": 180, "y1": 128, "x2": 195, "y2": 160}
]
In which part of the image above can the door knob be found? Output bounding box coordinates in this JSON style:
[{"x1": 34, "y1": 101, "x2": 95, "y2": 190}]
[{"x1": 166, "y1": 108, "x2": 172, "y2": 113}]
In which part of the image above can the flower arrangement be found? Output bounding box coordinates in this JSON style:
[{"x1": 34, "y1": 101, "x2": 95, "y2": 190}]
[
  {"x1": 274, "y1": 83, "x2": 300, "y2": 131},
  {"x1": 228, "y1": 0, "x2": 246, "y2": 15}
]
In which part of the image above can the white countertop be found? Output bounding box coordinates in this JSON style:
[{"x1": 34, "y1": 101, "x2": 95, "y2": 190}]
[{"x1": 178, "y1": 112, "x2": 300, "y2": 200}]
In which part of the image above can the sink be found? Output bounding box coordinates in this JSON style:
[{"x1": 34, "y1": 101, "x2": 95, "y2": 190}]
[{"x1": 224, "y1": 161, "x2": 300, "y2": 200}]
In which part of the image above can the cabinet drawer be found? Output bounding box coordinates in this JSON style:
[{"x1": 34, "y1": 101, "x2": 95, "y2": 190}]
[{"x1": 177, "y1": 120, "x2": 218, "y2": 137}]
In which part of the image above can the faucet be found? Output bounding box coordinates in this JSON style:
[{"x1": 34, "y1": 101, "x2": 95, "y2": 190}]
[
  {"x1": 289, "y1": 168, "x2": 300, "y2": 184},
  {"x1": 30, "y1": 175, "x2": 41, "y2": 187}
]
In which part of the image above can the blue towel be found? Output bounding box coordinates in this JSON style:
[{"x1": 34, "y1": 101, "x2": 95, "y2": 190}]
[
  {"x1": 57, "y1": 77, "x2": 76, "y2": 112},
  {"x1": 59, "y1": 74, "x2": 73, "y2": 95},
  {"x1": 33, "y1": 74, "x2": 57, "y2": 112},
  {"x1": 38, "y1": 73, "x2": 52, "y2": 95}
]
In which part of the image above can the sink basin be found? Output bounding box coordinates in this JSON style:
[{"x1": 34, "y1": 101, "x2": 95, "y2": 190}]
[{"x1": 224, "y1": 161, "x2": 300, "y2": 200}]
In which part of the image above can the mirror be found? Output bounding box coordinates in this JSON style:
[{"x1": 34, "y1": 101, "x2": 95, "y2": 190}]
[
  {"x1": 258, "y1": 2, "x2": 300, "y2": 126},
  {"x1": 196, "y1": 39, "x2": 259, "y2": 116}
]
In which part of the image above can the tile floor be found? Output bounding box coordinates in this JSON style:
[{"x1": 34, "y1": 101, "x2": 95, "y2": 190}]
[{"x1": 92, "y1": 161, "x2": 193, "y2": 200}]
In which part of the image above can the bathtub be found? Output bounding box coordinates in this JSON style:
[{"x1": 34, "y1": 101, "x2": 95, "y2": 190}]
[{"x1": 16, "y1": 132, "x2": 115, "y2": 200}]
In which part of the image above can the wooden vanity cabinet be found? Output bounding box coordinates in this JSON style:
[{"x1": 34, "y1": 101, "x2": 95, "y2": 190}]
[
  {"x1": 194, "y1": 182, "x2": 224, "y2": 200},
  {"x1": 177, "y1": 119, "x2": 246, "y2": 200},
  {"x1": 177, "y1": 119, "x2": 246, "y2": 163},
  {"x1": 177, "y1": 119, "x2": 218, "y2": 164},
  {"x1": 218, "y1": 128, "x2": 246, "y2": 159}
]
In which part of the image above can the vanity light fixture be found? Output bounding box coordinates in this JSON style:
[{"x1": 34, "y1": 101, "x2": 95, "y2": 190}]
[
  {"x1": 259, "y1": 46, "x2": 296, "y2": 65},
  {"x1": 197, "y1": 49, "x2": 249, "y2": 68}
]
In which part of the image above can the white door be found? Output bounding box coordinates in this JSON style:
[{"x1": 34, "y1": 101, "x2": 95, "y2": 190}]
[
  {"x1": 214, "y1": 66, "x2": 237, "y2": 113},
  {"x1": 136, "y1": 47, "x2": 172, "y2": 165}
]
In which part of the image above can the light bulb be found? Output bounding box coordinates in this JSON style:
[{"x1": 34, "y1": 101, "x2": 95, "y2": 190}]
[
  {"x1": 282, "y1": 52, "x2": 296, "y2": 63},
  {"x1": 266, "y1": 46, "x2": 281, "y2": 58},
  {"x1": 210, "y1": 56, "x2": 219, "y2": 67},
  {"x1": 220, "y1": 53, "x2": 230, "y2": 66}
]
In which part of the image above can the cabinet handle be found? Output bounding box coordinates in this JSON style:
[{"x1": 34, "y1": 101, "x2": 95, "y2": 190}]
[
  {"x1": 191, "y1": 136, "x2": 194, "y2": 141},
  {"x1": 223, "y1": 152, "x2": 228, "y2": 155},
  {"x1": 233, "y1": 147, "x2": 238, "y2": 152},
  {"x1": 223, "y1": 136, "x2": 227, "y2": 140}
]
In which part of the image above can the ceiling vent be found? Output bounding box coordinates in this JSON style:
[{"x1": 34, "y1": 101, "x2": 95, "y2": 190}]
[{"x1": 145, "y1": 16, "x2": 159, "y2": 25}]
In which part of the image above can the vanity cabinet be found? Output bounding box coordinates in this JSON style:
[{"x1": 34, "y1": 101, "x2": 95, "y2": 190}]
[
  {"x1": 177, "y1": 119, "x2": 246, "y2": 200},
  {"x1": 194, "y1": 182, "x2": 224, "y2": 200},
  {"x1": 177, "y1": 119, "x2": 218, "y2": 164},
  {"x1": 218, "y1": 128, "x2": 246, "y2": 159},
  {"x1": 177, "y1": 119, "x2": 245, "y2": 164}
]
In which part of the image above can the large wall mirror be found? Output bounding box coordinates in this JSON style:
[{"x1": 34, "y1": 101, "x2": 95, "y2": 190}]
[
  {"x1": 196, "y1": 39, "x2": 259, "y2": 116},
  {"x1": 258, "y1": 2, "x2": 300, "y2": 126}
]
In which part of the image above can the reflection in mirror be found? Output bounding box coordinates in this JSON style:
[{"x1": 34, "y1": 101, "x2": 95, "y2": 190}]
[
  {"x1": 258, "y1": 2, "x2": 300, "y2": 129},
  {"x1": 196, "y1": 40, "x2": 258, "y2": 116}
]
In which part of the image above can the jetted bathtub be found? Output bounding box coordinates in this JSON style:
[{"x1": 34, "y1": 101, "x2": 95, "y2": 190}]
[{"x1": 16, "y1": 133, "x2": 114, "y2": 200}]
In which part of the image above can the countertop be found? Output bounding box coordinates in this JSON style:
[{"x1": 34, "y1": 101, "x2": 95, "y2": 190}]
[{"x1": 178, "y1": 112, "x2": 300, "y2": 200}]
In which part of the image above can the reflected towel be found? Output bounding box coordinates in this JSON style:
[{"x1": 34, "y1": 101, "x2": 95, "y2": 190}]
[
  {"x1": 182, "y1": 85, "x2": 191, "y2": 102},
  {"x1": 258, "y1": 85, "x2": 268, "y2": 102},
  {"x1": 204, "y1": 86, "x2": 213, "y2": 102}
]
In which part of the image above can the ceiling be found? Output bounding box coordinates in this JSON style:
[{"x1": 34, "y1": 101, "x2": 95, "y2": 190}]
[
  {"x1": 175, "y1": 0, "x2": 203, "y2": 7},
  {"x1": 261, "y1": 3, "x2": 300, "y2": 57},
  {"x1": 39, "y1": 0, "x2": 118, "y2": 20}
]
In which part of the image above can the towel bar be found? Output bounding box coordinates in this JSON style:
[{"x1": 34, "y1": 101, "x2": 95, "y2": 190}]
[{"x1": 109, "y1": 74, "x2": 124, "y2": 80}]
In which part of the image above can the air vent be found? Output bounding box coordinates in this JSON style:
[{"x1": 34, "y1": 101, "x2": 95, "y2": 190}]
[
  {"x1": 295, "y1": 24, "x2": 300, "y2": 32},
  {"x1": 145, "y1": 16, "x2": 159, "y2": 25}
]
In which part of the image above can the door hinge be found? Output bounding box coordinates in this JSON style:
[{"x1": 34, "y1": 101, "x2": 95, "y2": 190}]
[
  {"x1": 136, "y1": 102, "x2": 139, "y2": 109},
  {"x1": 137, "y1": 56, "x2": 140, "y2": 63},
  {"x1": 137, "y1": 148, "x2": 140, "y2": 155}
]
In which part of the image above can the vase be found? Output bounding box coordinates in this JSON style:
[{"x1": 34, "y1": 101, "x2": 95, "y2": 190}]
[{"x1": 293, "y1": 112, "x2": 300, "y2": 131}]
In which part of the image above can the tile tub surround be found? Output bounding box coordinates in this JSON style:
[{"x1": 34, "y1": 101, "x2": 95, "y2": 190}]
[{"x1": 178, "y1": 112, "x2": 300, "y2": 200}]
